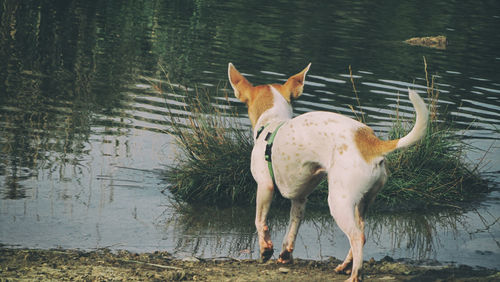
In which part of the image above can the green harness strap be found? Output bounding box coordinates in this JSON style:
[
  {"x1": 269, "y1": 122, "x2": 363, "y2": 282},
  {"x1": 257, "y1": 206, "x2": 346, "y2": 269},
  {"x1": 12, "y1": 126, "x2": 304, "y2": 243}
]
[{"x1": 263, "y1": 122, "x2": 285, "y2": 188}]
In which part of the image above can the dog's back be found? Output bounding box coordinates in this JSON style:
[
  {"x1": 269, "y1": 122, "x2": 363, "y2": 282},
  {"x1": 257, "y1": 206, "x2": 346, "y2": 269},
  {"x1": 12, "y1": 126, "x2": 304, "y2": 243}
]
[{"x1": 271, "y1": 111, "x2": 378, "y2": 199}]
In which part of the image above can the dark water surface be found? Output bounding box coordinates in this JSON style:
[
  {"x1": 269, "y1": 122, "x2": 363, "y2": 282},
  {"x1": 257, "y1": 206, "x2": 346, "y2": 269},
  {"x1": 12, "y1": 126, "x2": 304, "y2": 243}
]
[{"x1": 1, "y1": 1, "x2": 499, "y2": 268}]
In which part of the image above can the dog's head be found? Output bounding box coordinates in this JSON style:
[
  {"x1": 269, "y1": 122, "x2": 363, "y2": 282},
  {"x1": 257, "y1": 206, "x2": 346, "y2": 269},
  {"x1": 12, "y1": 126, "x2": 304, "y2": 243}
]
[{"x1": 227, "y1": 63, "x2": 311, "y2": 127}]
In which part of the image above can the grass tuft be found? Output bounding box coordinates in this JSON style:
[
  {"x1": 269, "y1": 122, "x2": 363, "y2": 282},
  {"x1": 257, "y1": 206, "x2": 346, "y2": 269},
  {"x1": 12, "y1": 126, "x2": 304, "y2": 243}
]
[
  {"x1": 374, "y1": 105, "x2": 489, "y2": 211},
  {"x1": 161, "y1": 87, "x2": 256, "y2": 206}
]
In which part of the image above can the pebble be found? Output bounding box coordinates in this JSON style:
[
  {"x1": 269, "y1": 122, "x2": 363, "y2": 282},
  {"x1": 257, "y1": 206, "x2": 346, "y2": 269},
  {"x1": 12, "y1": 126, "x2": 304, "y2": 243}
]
[
  {"x1": 369, "y1": 257, "x2": 376, "y2": 265},
  {"x1": 182, "y1": 256, "x2": 200, "y2": 262},
  {"x1": 278, "y1": 267, "x2": 290, "y2": 274}
]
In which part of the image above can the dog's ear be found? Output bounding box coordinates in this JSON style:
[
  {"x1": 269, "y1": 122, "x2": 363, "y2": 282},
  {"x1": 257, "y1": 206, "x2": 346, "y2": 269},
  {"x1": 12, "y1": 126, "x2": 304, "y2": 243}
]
[
  {"x1": 285, "y1": 63, "x2": 311, "y2": 100},
  {"x1": 228, "y1": 63, "x2": 252, "y2": 103}
]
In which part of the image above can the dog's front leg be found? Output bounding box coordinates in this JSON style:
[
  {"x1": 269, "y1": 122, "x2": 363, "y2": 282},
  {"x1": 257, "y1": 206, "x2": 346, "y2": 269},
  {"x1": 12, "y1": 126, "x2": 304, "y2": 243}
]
[
  {"x1": 278, "y1": 197, "x2": 307, "y2": 264},
  {"x1": 255, "y1": 183, "x2": 274, "y2": 262}
]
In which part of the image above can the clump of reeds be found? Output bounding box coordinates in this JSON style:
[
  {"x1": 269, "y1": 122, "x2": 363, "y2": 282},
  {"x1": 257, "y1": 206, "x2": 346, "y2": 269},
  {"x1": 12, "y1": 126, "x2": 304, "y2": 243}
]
[
  {"x1": 160, "y1": 62, "x2": 490, "y2": 212},
  {"x1": 373, "y1": 98, "x2": 488, "y2": 211},
  {"x1": 372, "y1": 58, "x2": 489, "y2": 211},
  {"x1": 161, "y1": 86, "x2": 256, "y2": 206}
]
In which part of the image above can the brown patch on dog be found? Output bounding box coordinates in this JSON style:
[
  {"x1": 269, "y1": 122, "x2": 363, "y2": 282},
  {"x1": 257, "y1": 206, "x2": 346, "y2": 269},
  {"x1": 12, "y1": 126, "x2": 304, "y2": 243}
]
[
  {"x1": 285, "y1": 63, "x2": 310, "y2": 99},
  {"x1": 338, "y1": 144, "x2": 348, "y2": 155},
  {"x1": 354, "y1": 127, "x2": 398, "y2": 163},
  {"x1": 228, "y1": 63, "x2": 253, "y2": 103},
  {"x1": 247, "y1": 85, "x2": 274, "y2": 127},
  {"x1": 271, "y1": 84, "x2": 292, "y2": 103}
]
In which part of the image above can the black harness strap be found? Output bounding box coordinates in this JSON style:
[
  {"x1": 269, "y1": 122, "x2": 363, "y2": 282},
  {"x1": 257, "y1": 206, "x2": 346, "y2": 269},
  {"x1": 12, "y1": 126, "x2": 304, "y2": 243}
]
[{"x1": 264, "y1": 122, "x2": 285, "y2": 189}]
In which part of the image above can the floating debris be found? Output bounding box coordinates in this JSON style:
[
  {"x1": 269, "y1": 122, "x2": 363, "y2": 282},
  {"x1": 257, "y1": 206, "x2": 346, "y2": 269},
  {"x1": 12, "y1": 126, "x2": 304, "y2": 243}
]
[{"x1": 404, "y1": 35, "x2": 447, "y2": 49}]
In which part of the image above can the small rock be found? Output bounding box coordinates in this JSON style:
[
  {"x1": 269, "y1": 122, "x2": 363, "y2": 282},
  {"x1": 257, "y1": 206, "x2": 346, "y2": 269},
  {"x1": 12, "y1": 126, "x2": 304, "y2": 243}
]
[
  {"x1": 278, "y1": 267, "x2": 290, "y2": 274},
  {"x1": 382, "y1": 256, "x2": 394, "y2": 262},
  {"x1": 182, "y1": 256, "x2": 200, "y2": 262},
  {"x1": 369, "y1": 257, "x2": 376, "y2": 265}
]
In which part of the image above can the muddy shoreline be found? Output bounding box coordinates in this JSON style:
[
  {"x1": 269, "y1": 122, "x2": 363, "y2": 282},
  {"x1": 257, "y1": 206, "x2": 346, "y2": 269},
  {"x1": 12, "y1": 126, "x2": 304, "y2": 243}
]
[{"x1": 0, "y1": 248, "x2": 498, "y2": 281}]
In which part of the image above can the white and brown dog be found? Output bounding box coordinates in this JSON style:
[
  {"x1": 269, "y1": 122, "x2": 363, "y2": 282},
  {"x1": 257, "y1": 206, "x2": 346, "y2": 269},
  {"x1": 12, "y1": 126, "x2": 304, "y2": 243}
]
[{"x1": 228, "y1": 63, "x2": 428, "y2": 281}]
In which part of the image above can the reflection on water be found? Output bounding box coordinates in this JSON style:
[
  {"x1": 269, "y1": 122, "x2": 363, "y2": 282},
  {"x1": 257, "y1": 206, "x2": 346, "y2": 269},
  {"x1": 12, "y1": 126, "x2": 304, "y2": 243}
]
[
  {"x1": 157, "y1": 203, "x2": 500, "y2": 268},
  {"x1": 369, "y1": 211, "x2": 465, "y2": 260},
  {"x1": 157, "y1": 205, "x2": 257, "y2": 259},
  {"x1": 1, "y1": 0, "x2": 499, "y2": 269}
]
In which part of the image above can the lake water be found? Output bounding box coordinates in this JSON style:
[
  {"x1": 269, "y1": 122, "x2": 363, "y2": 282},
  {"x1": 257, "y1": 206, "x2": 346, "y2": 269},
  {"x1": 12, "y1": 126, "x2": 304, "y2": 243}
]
[{"x1": 1, "y1": 0, "x2": 499, "y2": 269}]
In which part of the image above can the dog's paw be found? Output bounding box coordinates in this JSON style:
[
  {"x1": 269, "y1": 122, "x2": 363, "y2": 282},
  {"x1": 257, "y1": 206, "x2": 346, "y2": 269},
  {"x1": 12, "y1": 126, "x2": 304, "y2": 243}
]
[
  {"x1": 277, "y1": 250, "x2": 293, "y2": 264},
  {"x1": 259, "y1": 248, "x2": 274, "y2": 263},
  {"x1": 334, "y1": 262, "x2": 352, "y2": 274},
  {"x1": 344, "y1": 276, "x2": 361, "y2": 282}
]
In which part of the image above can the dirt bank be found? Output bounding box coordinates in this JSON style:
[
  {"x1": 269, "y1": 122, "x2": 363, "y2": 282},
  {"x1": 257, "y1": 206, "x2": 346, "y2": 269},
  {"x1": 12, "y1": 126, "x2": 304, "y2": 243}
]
[{"x1": 0, "y1": 248, "x2": 498, "y2": 281}]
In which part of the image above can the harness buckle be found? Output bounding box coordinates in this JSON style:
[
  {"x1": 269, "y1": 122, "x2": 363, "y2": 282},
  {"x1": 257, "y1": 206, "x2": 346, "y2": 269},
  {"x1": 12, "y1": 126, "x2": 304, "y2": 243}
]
[
  {"x1": 264, "y1": 132, "x2": 272, "y2": 141},
  {"x1": 265, "y1": 143, "x2": 272, "y2": 162}
]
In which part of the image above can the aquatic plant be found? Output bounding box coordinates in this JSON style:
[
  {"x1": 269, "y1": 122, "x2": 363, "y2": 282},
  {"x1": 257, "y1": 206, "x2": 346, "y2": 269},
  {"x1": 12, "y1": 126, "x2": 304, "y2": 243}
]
[
  {"x1": 372, "y1": 99, "x2": 489, "y2": 211},
  {"x1": 162, "y1": 87, "x2": 256, "y2": 206},
  {"x1": 160, "y1": 63, "x2": 490, "y2": 212},
  {"x1": 373, "y1": 59, "x2": 490, "y2": 210}
]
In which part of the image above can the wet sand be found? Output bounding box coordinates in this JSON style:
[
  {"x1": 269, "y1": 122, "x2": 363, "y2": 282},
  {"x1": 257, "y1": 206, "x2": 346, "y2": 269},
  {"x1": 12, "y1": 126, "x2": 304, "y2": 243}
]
[{"x1": 1, "y1": 248, "x2": 498, "y2": 281}]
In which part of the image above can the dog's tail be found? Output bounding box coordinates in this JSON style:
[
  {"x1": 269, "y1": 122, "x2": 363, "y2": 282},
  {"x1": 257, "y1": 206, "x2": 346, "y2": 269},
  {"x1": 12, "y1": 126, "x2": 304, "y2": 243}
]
[
  {"x1": 355, "y1": 89, "x2": 428, "y2": 163},
  {"x1": 394, "y1": 89, "x2": 429, "y2": 150}
]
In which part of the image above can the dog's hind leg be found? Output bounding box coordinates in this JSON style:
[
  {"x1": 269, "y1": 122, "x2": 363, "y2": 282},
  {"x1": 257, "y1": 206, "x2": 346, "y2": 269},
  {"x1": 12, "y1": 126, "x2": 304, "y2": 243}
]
[
  {"x1": 333, "y1": 202, "x2": 368, "y2": 276},
  {"x1": 335, "y1": 248, "x2": 353, "y2": 274},
  {"x1": 330, "y1": 198, "x2": 366, "y2": 281},
  {"x1": 255, "y1": 183, "x2": 275, "y2": 262},
  {"x1": 278, "y1": 197, "x2": 307, "y2": 264},
  {"x1": 332, "y1": 175, "x2": 386, "y2": 280},
  {"x1": 328, "y1": 175, "x2": 367, "y2": 281}
]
